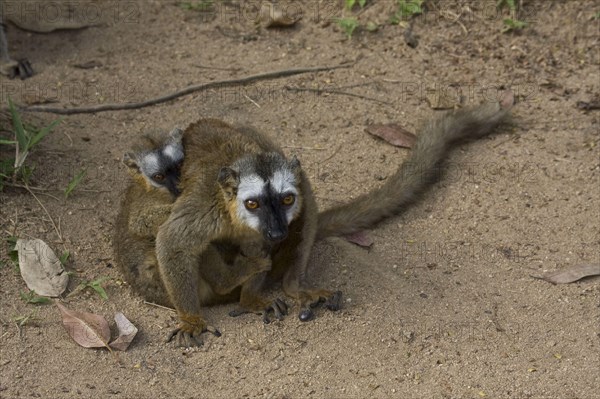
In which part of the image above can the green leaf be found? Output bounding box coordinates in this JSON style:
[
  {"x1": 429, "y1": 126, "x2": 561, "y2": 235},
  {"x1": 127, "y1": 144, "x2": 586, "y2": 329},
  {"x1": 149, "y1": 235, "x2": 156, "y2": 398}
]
[
  {"x1": 396, "y1": 0, "x2": 423, "y2": 20},
  {"x1": 359, "y1": 0, "x2": 367, "y2": 7},
  {"x1": 19, "y1": 164, "x2": 35, "y2": 184},
  {"x1": 28, "y1": 118, "x2": 61, "y2": 150},
  {"x1": 59, "y1": 250, "x2": 70, "y2": 265},
  {"x1": 502, "y1": 18, "x2": 527, "y2": 32},
  {"x1": 336, "y1": 17, "x2": 360, "y2": 39},
  {"x1": 64, "y1": 169, "x2": 87, "y2": 198},
  {"x1": 0, "y1": 139, "x2": 17, "y2": 145},
  {"x1": 497, "y1": 0, "x2": 516, "y2": 11},
  {"x1": 20, "y1": 290, "x2": 51, "y2": 305},
  {"x1": 7, "y1": 98, "x2": 27, "y2": 152},
  {"x1": 90, "y1": 284, "x2": 109, "y2": 300},
  {"x1": 7, "y1": 236, "x2": 19, "y2": 266}
]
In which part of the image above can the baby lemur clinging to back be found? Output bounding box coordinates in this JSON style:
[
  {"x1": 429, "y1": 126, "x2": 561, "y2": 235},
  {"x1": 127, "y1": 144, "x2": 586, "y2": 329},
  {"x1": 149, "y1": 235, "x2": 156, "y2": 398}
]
[
  {"x1": 115, "y1": 127, "x2": 272, "y2": 308},
  {"x1": 114, "y1": 92, "x2": 514, "y2": 347}
]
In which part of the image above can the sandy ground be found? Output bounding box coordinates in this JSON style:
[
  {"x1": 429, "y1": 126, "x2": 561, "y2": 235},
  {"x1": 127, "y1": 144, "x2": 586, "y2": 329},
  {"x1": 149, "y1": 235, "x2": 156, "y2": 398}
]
[{"x1": 0, "y1": 1, "x2": 599, "y2": 398}]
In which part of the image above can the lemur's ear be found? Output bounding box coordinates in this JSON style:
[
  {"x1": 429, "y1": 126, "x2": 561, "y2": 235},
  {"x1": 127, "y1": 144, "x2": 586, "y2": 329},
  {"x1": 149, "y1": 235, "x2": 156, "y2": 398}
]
[
  {"x1": 169, "y1": 127, "x2": 183, "y2": 141},
  {"x1": 289, "y1": 155, "x2": 301, "y2": 170},
  {"x1": 218, "y1": 167, "x2": 239, "y2": 187},
  {"x1": 122, "y1": 153, "x2": 139, "y2": 170}
]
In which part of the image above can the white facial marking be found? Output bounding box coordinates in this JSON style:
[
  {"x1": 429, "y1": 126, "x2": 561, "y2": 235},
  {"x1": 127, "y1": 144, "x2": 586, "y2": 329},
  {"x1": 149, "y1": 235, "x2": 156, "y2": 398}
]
[
  {"x1": 237, "y1": 174, "x2": 265, "y2": 201},
  {"x1": 235, "y1": 174, "x2": 265, "y2": 232},
  {"x1": 163, "y1": 143, "x2": 183, "y2": 162},
  {"x1": 271, "y1": 169, "x2": 297, "y2": 195},
  {"x1": 142, "y1": 152, "x2": 160, "y2": 173},
  {"x1": 270, "y1": 170, "x2": 300, "y2": 224}
]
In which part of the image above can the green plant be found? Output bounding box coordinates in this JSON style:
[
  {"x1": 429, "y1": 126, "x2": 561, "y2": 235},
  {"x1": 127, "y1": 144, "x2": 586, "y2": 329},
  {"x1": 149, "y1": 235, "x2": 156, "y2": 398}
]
[
  {"x1": 346, "y1": 0, "x2": 367, "y2": 10},
  {"x1": 391, "y1": 0, "x2": 424, "y2": 24},
  {"x1": 70, "y1": 276, "x2": 111, "y2": 300},
  {"x1": 6, "y1": 236, "x2": 19, "y2": 270},
  {"x1": 13, "y1": 312, "x2": 36, "y2": 328},
  {"x1": 498, "y1": 0, "x2": 527, "y2": 32},
  {"x1": 1, "y1": 98, "x2": 61, "y2": 186},
  {"x1": 20, "y1": 290, "x2": 51, "y2": 305},
  {"x1": 64, "y1": 169, "x2": 86, "y2": 198},
  {"x1": 59, "y1": 250, "x2": 70, "y2": 266},
  {"x1": 336, "y1": 17, "x2": 360, "y2": 39}
]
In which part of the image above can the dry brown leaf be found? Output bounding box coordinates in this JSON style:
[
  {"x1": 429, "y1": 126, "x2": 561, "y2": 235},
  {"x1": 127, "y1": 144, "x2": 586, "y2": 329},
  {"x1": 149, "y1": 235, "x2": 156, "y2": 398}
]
[
  {"x1": 109, "y1": 312, "x2": 138, "y2": 351},
  {"x1": 365, "y1": 123, "x2": 416, "y2": 148},
  {"x1": 56, "y1": 303, "x2": 111, "y2": 349},
  {"x1": 343, "y1": 231, "x2": 374, "y2": 249},
  {"x1": 17, "y1": 239, "x2": 68, "y2": 297},
  {"x1": 260, "y1": 3, "x2": 301, "y2": 28},
  {"x1": 534, "y1": 263, "x2": 600, "y2": 284}
]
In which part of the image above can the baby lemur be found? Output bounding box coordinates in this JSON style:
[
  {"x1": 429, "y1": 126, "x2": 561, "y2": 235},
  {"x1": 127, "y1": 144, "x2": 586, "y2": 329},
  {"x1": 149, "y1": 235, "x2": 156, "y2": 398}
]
[{"x1": 115, "y1": 92, "x2": 514, "y2": 347}]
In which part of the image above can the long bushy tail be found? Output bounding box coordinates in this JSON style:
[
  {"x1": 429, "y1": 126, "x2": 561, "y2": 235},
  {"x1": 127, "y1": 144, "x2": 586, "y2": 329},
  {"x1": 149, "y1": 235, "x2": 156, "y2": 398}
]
[{"x1": 316, "y1": 91, "x2": 514, "y2": 240}]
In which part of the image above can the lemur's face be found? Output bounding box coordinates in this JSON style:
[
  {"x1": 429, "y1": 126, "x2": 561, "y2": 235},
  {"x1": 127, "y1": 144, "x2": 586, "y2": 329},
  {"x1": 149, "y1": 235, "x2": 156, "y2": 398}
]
[
  {"x1": 218, "y1": 153, "x2": 302, "y2": 243},
  {"x1": 138, "y1": 140, "x2": 183, "y2": 196},
  {"x1": 123, "y1": 128, "x2": 184, "y2": 198}
]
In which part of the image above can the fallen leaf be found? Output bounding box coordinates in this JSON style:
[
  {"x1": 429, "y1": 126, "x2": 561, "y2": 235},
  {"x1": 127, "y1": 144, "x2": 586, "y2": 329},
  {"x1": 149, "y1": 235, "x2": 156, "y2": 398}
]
[
  {"x1": 533, "y1": 263, "x2": 600, "y2": 284},
  {"x1": 17, "y1": 239, "x2": 68, "y2": 297},
  {"x1": 343, "y1": 231, "x2": 374, "y2": 249},
  {"x1": 109, "y1": 312, "x2": 138, "y2": 351},
  {"x1": 260, "y1": 3, "x2": 301, "y2": 28},
  {"x1": 56, "y1": 303, "x2": 111, "y2": 349},
  {"x1": 365, "y1": 123, "x2": 416, "y2": 148}
]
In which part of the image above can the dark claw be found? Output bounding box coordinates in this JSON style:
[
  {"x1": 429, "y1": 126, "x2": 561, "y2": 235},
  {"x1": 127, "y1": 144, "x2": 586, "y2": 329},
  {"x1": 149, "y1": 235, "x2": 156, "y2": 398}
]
[
  {"x1": 262, "y1": 298, "x2": 288, "y2": 324},
  {"x1": 17, "y1": 59, "x2": 34, "y2": 79},
  {"x1": 166, "y1": 328, "x2": 179, "y2": 343},
  {"x1": 325, "y1": 291, "x2": 343, "y2": 311},
  {"x1": 299, "y1": 291, "x2": 343, "y2": 321},
  {"x1": 166, "y1": 325, "x2": 220, "y2": 347},
  {"x1": 298, "y1": 308, "x2": 314, "y2": 322}
]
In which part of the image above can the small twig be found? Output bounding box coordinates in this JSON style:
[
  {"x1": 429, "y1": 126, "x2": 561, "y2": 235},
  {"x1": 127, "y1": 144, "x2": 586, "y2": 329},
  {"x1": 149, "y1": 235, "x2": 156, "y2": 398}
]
[
  {"x1": 23, "y1": 63, "x2": 354, "y2": 115},
  {"x1": 192, "y1": 64, "x2": 242, "y2": 72},
  {"x1": 143, "y1": 301, "x2": 176, "y2": 312},
  {"x1": 3, "y1": 182, "x2": 62, "y2": 200},
  {"x1": 3, "y1": 182, "x2": 109, "y2": 194},
  {"x1": 320, "y1": 145, "x2": 343, "y2": 164},
  {"x1": 284, "y1": 86, "x2": 392, "y2": 106},
  {"x1": 23, "y1": 184, "x2": 63, "y2": 242},
  {"x1": 281, "y1": 145, "x2": 327, "y2": 151},
  {"x1": 243, "y1": 94, "x2": 261, "y2": 108}
]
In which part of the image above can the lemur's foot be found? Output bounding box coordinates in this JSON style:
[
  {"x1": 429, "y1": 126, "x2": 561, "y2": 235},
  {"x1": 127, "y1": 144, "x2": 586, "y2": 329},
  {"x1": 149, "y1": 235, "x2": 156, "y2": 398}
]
[
  {"x1": 1, "y1": 58, "x2": 33, "y2": 79},
  {"x1": 166, "y1": 314, "x2": 221, "y2": 347},
  {"x1": 229, "y1": 297, "x2": 288, "y2": 324},
  {"x1": 298, "y1": 290, "x2": 343, "y2": 322}
]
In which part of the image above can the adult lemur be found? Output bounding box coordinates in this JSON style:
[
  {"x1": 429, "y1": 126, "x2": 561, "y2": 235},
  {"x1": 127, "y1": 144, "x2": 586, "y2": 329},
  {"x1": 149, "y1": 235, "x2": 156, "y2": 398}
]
[{"x1": 114, "y1": 92, "x2": 514, "y2": 346}]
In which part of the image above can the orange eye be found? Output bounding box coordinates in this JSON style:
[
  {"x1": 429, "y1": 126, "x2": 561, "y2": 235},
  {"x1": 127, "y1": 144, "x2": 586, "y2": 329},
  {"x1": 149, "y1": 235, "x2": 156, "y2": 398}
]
[
  {"x1": 282, "y1": 195, "x2": 295, "y2": 206},
  {"x1": 152, "y1": 173, "x2": 165, "y2": 182},
  {"x1": 244, "y1": 200, "x2": 259, "y2": 210}
]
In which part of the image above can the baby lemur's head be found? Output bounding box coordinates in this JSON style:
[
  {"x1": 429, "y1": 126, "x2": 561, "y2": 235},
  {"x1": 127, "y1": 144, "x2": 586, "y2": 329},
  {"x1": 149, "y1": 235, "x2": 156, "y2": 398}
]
[
  {"x1": 123, "y1": 127, "x2": 184, "y2": 198},
  {"x1": 218, "y1": 152, "x2": 303, "y2": 243}
]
